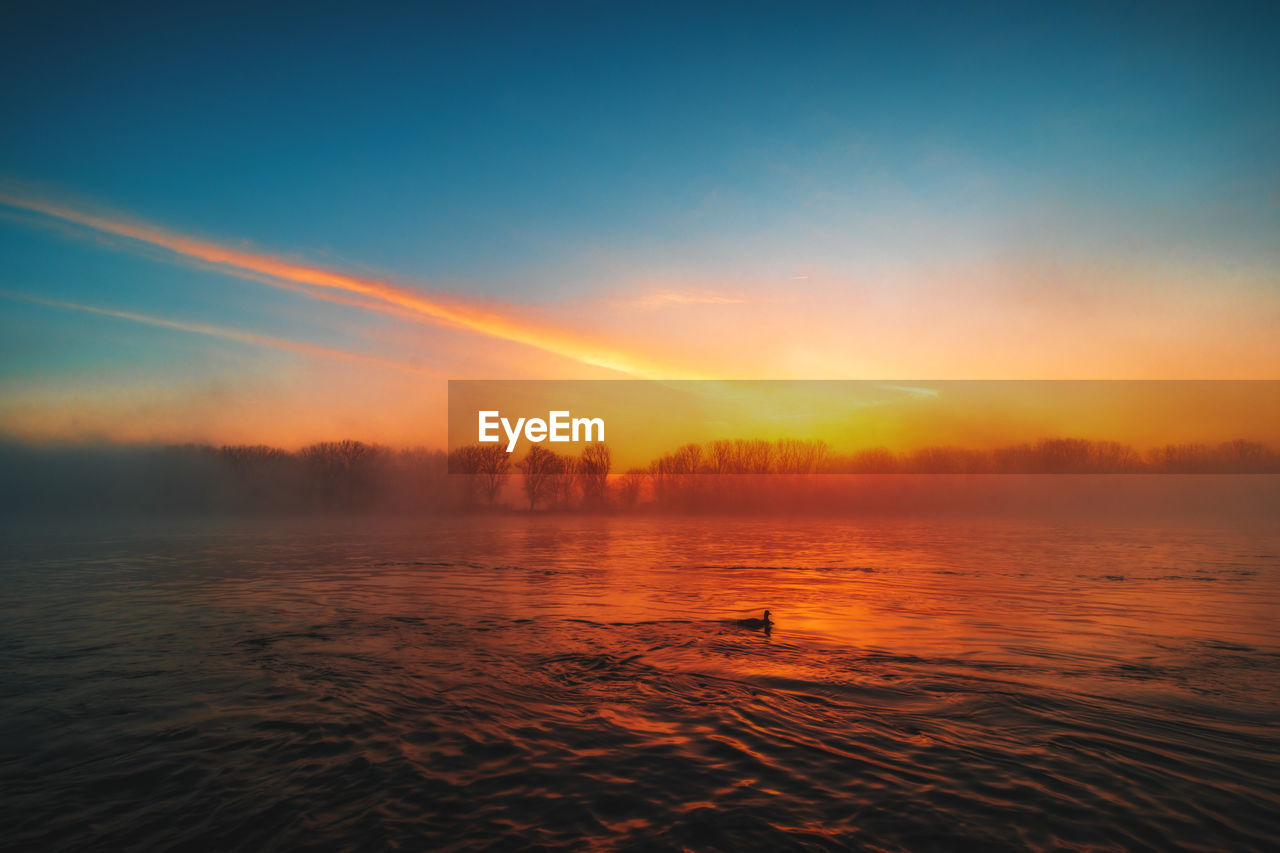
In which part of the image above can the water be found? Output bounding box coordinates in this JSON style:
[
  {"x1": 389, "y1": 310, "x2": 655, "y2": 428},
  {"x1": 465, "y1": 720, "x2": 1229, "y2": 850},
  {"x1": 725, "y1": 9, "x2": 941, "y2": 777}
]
[{"x1": 2, "y1": 514, "x2": 1279, "y2": 851}]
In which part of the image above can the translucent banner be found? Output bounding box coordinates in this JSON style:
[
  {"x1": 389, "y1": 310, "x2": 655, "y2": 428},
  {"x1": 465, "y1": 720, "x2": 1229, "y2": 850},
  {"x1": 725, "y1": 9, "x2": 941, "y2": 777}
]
[{"x1": 447, "y1": 380, "x2": 1280, "y2": 474}]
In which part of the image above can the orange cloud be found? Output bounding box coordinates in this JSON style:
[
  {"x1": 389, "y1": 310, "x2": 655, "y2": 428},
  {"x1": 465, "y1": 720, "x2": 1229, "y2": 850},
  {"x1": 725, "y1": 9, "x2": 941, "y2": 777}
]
[{"x1": 0, "y1": 191, "x2": 699, "y2": 378}]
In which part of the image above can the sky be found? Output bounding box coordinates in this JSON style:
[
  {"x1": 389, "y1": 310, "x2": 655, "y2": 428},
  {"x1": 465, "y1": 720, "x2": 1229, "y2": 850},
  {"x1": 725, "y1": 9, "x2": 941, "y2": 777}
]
[{"x1": 1, "y1": 1, "x2": 1278, "y2": 448}]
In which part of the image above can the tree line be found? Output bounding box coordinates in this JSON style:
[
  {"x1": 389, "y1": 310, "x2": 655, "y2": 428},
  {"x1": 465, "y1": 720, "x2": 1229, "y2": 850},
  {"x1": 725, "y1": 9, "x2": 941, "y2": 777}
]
[
  {"x1": 1, "y1": 436, "x2": 1275, "y2": 515},
  {"x1": 449, "y1": 436, "x2": 1280, "y2": 511}
]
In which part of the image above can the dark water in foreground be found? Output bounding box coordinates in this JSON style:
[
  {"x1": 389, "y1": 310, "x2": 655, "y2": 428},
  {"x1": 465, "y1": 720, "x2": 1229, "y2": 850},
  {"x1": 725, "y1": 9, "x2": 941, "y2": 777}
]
[{"x1": 2, "y1": 515, "x2": 1279, "y2": 851}]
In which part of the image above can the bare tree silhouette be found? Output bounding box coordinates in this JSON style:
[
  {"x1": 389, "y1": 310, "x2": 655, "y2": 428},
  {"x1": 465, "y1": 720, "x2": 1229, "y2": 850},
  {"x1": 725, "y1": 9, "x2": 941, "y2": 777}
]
[
  {"x1": 300, "y1": 440, "x2": 386, "y2": 507},
  {"x1": 518, "y1": 444, "x2": 565, "y2": 510},
  {"x1": 474, "y1": 444, "x2": 512, "y2": 506},
  {"x1": 737, "y1": 439, "x2": 775, "y2": 474},
  {"x1": 577, "y1": 443, "x2": 612, "y2": 508},
  {"x1": 616, "y1": 467, "x2": 646, "y2": 508},
  {"x1": 450, "y1": 444, "x2": 513, "y2": 507},
  {"x1": 708, "y1": 440, "x2": 736, "y2": 474},
  {"x1": 775, "y1": 438, "x2": 830, "y2": 474}
]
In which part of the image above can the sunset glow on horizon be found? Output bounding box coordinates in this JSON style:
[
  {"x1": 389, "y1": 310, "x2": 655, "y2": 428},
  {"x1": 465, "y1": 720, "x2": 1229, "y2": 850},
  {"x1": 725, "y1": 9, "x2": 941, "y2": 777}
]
[{"x1": 2, "y1": 3, "x2": 1277, "y2": 448}]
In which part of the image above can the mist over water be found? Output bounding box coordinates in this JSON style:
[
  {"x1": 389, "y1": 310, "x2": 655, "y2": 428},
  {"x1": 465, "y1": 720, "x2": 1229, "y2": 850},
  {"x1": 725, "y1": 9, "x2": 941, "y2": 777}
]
[{"x1": 2, "y1": 513, "x2": 1278, "y2": 850}]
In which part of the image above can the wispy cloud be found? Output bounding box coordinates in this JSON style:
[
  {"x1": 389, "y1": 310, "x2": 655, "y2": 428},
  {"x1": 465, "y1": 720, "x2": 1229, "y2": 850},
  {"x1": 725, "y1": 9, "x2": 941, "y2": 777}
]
[
  {"x1": 0, "y1": 191, "x2": 696, "y2": 378},
  {"x1": 634, "y1": 290, "x2": 746, "y2": 308},
  {"x1": 1, "y1": 290, "x2": 439, "y2": 376},
  {"x1": 882, "y1": 384, "x2": 940, "y2": 398}
]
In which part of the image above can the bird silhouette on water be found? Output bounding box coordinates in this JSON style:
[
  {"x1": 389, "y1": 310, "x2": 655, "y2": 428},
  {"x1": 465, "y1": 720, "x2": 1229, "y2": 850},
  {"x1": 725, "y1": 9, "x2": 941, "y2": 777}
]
[{"x1": 735, "y1": 610, "x2": 773, "y2": 632}]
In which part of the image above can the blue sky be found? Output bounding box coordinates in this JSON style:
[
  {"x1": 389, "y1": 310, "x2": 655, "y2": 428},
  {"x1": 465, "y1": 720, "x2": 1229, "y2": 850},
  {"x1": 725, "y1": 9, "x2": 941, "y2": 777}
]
[{"x1": 5, "y1": 2, "x2": 1277, "y2": 284}]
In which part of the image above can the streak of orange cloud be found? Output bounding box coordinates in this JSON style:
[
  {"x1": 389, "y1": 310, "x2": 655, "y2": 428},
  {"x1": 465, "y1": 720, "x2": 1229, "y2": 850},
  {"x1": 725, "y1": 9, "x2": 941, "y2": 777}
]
[
  {"x1": 1, "y1": 291, "x2": 439, "y2": 376},
  {"x1": 0, "y1": 191, "x2": 700, "y2": 379}
]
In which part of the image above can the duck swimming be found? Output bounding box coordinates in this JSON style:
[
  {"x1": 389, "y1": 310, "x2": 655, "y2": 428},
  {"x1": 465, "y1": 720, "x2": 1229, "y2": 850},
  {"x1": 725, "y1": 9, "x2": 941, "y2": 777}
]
[{"x1": 735, "y1": 610, "x2": 773, "y2": 630}]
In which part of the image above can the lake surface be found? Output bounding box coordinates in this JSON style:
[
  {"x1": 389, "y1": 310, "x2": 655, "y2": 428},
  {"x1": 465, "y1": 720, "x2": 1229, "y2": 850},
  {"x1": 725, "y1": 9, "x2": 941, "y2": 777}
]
[{"x1": 2, "y1": 514, "x2": 1279, "y2": 850}]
